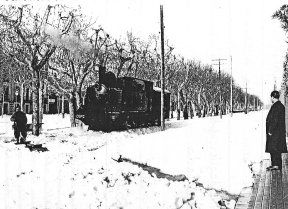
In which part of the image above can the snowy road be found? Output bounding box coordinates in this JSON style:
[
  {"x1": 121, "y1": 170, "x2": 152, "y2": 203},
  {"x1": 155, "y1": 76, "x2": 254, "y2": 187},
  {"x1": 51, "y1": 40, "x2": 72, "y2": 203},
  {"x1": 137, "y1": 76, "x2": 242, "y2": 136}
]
[{"x1": 0, "y1": 111, "x2": 268, "y2": 209}]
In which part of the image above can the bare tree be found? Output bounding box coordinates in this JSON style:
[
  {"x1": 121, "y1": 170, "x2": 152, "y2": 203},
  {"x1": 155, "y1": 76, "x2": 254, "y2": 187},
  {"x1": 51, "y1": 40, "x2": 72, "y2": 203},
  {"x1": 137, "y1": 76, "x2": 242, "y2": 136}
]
[
  {"x1": 48, "y1": 25, "x2": 110, "y2": 127},
  {"x1": 0, "y1": 5, "x2": 77, "y2": 135}
]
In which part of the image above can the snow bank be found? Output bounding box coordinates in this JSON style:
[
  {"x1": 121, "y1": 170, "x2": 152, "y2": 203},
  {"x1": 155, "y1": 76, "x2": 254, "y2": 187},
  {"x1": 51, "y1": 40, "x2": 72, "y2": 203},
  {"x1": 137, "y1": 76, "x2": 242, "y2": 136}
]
[{"x1": 0, "y1": 111, "x2": 268, "y2": 209}]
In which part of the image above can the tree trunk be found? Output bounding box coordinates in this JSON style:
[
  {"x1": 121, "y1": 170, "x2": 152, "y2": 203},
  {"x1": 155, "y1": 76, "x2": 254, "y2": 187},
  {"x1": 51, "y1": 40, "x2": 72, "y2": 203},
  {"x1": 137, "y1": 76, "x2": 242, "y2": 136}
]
[
  {"x1": 170, "y1": 100, "x2": 174, "y2": 119},
  {"x1": 1, "y1": 93, "x2": 4, "y2": 117},
  {"x1": 202, "y1": 92, "x2": 209, "y2": 115},
  {"x1": 39, "y1": 77, "x2": 44, "y2": 124},
  {"x1": 177, "y1": 90, "x2": 181, "y2": 120},
  {"x1": 69, "y1": 92, "x2": 76, "y2": 127},
  {"x1": 183, "y1": 103, "x2": 188, "y2": 120},
  {"x1": 57, "y1": 95, "x2": 60, "y2": 115},
  {"x1": 62, "y1": 94, "x2": 65, "y2": 118},
  {"x1": 219, "y1": 99, "x2": 223, "y2": 118},
  {"x1": 20, "y1": 82, "x2": 24, "y2": 111},
  {"x1": 215, "y1": 105, "x2": 219, "y2": 116},
  {"x1": 201, "y1": 106, "x2": 205, "y2": 118},
  {"x1": 189, "y1": 101, "x2": 194, "y2": 119},
  {"x1": 183, "y1": 92, "x2": 188, "y2": 120},
  {"x1": 170, "y1": 94, "x2": 174, "y2": 119},
  {"x1": 32, "y1": 70, "x2": 40, "y2": 136},
  {"x1": 226, "y1": 101, "x2": 229, "y2": 115},
  {"x1": 197, "y1": 91, "x2": 201, "y2": 107},
  {"x1": 75, "y1": 90, "x2": 81, "y2": 110},
  {"x1": 192, "y1": 103, "x2": 197, "y2": 117}
]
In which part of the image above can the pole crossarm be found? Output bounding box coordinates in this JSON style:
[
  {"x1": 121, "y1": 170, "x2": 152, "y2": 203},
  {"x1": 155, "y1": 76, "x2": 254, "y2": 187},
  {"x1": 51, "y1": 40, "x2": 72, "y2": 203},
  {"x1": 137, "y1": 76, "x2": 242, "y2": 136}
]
[{"x1": 212, "y1": 59, "x2": 227, "y2": 62}]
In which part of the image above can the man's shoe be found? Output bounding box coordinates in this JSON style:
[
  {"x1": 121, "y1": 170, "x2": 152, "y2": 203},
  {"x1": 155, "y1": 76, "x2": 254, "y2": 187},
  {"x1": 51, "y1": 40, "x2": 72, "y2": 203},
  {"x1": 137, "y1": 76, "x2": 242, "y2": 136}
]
[
  {"x1": 20, "y1": 137, "x2": 26, "y2": 144},
  {"x1": 266, "y1": 166, "x2": 273, "y2": 170},
  {"x1": 269, "y1": 166, "x2": 281, "y2": 171},
  {"x1": 15, "y1": 138, "x2": 20, "y2": 144}
]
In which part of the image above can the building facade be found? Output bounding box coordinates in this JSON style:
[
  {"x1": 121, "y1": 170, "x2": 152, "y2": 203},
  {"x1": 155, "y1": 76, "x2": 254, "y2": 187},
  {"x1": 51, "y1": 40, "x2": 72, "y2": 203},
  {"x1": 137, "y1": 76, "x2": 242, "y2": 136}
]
[{"x1": 0, "y1": 81, "x2": 69, "y2": 115}]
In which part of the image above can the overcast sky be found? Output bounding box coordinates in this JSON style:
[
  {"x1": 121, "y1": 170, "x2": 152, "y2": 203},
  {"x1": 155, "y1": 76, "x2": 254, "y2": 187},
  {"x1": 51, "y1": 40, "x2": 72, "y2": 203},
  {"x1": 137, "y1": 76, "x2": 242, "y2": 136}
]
[
  {"x1": 80, "y1": 0, "x2": 288, "y2": 104},
  {"x1": 5, "y1": 0, "x2": 288, "y2": 104}
]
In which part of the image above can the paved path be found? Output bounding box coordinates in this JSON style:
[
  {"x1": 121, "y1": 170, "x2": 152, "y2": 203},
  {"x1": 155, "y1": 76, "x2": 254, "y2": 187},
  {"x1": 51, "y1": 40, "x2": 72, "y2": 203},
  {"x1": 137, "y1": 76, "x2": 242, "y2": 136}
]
[{"x1": 235, "y1": 154, "x2": 288, "y2": 209}]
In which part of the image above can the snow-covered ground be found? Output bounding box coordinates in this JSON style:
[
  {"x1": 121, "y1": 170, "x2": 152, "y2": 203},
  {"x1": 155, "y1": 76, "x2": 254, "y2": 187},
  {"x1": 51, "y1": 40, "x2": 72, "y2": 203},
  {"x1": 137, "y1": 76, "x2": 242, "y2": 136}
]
[{"x1": 0, "y1": 111, "x2": 269, "y2": 209}]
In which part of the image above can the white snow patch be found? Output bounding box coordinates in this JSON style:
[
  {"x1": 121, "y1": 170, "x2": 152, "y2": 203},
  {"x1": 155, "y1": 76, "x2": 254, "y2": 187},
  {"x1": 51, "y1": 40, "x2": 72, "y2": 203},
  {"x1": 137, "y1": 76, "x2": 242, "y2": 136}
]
[{"x1": 0, "y1": 111, "x2": 268, "y2": 209}]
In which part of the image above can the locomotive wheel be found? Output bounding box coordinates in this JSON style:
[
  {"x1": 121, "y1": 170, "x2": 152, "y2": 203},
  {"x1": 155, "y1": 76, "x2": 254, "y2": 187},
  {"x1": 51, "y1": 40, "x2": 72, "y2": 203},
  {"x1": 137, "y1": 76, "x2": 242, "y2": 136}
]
[{"x1": 154, "y1": 118, "x2": 161, "y2": 126}]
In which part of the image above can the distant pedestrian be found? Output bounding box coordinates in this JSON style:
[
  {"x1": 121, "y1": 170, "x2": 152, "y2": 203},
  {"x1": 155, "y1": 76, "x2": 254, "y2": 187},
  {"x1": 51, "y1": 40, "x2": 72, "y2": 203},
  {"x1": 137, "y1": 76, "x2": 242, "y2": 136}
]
[
  {"x1": 10, "y1": 105, "x2": 27, "y2": 144},
  {"x1": 266, "y1": 90, "x2": 287, "y2": 171}
]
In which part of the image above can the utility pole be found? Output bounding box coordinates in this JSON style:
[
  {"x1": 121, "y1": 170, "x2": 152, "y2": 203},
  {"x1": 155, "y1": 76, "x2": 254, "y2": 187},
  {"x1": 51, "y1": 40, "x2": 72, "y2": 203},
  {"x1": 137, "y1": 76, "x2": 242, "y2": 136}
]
[
  {"x1": 1, "y1": 82, "x2": 7, "y2": 117},
  {"x1": 1, "y1": 92, "x2": 4, "y2": 118},
  {"x1": 245, "y1": 81, "x2": 248, "y2": 114},
  {"x1": 160, "y1": 5, "x2": 165, "y2": 131},
  {"x1": 230, "y1": 56, "x2": 233, "y2": 116},
  {"x1": 212, "y1": 58, "x2": 227, "y2": 119},
  {"x1": 240, "y1": 83, "x2": 250, "y2": 114}
]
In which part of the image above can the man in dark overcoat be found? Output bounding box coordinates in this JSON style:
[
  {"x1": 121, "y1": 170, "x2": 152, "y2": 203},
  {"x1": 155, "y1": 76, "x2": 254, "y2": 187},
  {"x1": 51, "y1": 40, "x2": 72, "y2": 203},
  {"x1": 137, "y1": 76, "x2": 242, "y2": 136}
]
[
  {"x1": 10, "y1": 105, "x2": 27, "y2": 144},
  {"x1": 266, "y1": 90, "x2": 287, "y2": 170}
]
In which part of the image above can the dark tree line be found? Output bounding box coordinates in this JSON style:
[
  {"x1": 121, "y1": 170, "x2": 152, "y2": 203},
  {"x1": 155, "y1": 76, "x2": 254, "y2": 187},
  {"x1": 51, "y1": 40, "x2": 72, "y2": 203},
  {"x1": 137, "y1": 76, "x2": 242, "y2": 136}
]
[{"x1": 273, "y1": 5, "x2": 288, "y2": 97}]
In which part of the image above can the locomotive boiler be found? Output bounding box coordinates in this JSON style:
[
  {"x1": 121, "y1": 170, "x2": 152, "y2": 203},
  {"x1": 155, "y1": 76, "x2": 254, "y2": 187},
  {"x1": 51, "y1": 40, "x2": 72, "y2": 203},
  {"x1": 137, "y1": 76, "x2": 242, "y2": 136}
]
[{"x1": 75, "y1": 71, "x2": 170, "y2": 131}]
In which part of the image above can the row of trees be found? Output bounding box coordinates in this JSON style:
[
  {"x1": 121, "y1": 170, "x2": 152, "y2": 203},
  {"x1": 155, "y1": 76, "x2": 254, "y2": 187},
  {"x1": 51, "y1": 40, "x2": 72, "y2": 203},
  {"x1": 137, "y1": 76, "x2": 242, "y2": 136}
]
[
  {"x1": 0, "y1": 4, "x2": 262, "y2": 135},
  {"x1": 273, "y1": 5, "x2": 288, "y2": 94}
]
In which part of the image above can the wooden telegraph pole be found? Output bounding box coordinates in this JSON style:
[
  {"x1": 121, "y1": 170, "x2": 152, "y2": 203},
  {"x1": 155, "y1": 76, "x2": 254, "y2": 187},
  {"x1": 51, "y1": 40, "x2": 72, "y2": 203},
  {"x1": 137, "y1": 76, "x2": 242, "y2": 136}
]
[
  {"x1": 245, "y1": 81, "x2": 248, "y2": 114},
  {"x1": 212, "y1": 58, "x2": 227, "y2": 119},
  {"x1": 240, "y1": 83, "x2": 249, "y2": 114},
  {"x1": 1, "y1": 87, "x2": 4, "y2": 118},
  {"x1": 230, "y1": 56, "x2": 233, "y2": 116},
  {"x1": 160, "y1": 5, "x2": 165, "y2": 131}
]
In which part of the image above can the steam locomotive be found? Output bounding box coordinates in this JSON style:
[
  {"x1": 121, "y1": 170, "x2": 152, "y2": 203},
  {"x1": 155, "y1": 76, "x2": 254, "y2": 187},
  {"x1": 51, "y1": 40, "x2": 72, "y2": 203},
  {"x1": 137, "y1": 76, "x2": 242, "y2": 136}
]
[{"x1": 75, "y1": 71, "x2": 170, "y2": 131}]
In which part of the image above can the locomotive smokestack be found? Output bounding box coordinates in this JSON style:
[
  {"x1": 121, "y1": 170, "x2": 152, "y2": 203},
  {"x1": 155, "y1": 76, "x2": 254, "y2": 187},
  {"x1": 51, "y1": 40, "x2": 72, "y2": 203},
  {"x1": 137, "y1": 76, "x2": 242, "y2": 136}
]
[{"x1": 99, "y1": 65, "x2": 106, "y2": 84}]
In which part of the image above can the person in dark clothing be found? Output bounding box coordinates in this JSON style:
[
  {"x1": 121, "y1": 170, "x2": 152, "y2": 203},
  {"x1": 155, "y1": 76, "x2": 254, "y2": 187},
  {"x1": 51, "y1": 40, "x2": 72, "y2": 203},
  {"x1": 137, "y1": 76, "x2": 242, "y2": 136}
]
[
  {"x1": 266, "y1": 90, "x2": 287, "y2": 171},
  {"x1": 10, "y1": 105, "x2": 27, "y2": 144}
]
